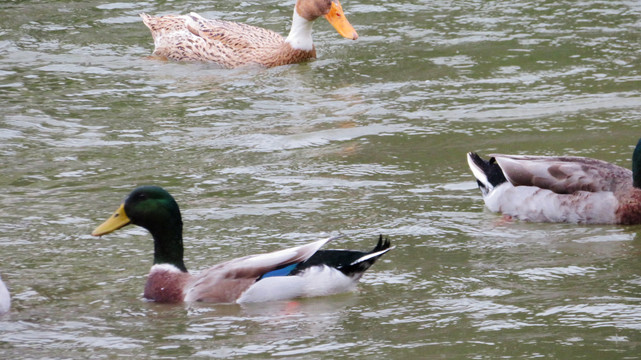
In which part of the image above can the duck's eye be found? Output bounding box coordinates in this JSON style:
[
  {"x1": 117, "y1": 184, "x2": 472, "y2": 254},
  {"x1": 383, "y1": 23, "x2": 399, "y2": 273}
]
[{"x1": 136, "y1": 193, "x2": 147, "y2": 200}]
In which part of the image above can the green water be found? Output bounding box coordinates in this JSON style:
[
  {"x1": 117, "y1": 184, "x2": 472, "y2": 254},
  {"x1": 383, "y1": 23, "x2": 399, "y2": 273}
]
[{"x1": 1, "y1": 0, "x2": 640, "y2": 358}]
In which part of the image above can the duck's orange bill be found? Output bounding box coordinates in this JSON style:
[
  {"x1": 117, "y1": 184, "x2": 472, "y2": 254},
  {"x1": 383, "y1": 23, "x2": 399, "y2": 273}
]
[
  {"x1": 92, "y1": 204, "x2": 131, "y2": 236},
  {"x1": 324, "y1": 0, "x2": 358, "y2": 40}
]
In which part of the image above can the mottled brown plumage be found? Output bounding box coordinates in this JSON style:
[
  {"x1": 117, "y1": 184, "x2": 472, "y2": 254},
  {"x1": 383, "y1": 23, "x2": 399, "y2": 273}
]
[
  {"x1": 616, "y1": 190, "x2": 641, "y2": 225},
  {"x1": 140, "y1": 0, "x2": 357, "y2": 68}
]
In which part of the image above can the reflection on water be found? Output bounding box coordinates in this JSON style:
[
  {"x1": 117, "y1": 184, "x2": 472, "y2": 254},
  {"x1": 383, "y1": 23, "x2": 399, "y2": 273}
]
[{"x1": 1, "y1": 0, "x2": 641, "y2": 358}]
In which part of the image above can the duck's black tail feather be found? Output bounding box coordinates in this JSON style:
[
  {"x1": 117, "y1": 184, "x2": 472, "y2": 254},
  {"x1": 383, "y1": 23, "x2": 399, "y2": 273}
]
[
  {"x1": 292, "y1": 235, "x2": 393, "y2": 278},
  {"x1": 466, "y1": 152, "x2": 508, "y2": 196}
]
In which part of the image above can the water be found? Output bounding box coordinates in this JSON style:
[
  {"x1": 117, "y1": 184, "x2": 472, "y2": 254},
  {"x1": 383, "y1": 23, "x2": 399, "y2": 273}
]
[{"x1": 1, "y1": 0, "x2": 641, "y2": 358}]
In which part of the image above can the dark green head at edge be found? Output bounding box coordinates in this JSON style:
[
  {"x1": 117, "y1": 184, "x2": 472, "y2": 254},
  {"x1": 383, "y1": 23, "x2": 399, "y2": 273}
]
[{"x1": 634, "y1": 138, "x2": 641, "y2": 189}]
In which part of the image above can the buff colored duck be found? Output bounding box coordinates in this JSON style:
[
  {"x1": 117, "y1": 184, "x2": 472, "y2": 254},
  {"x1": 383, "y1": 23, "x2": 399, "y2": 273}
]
[
  {"x1": 140, "y1": 0, "x2": 358, "y2": 68},
  {"x1": 91, "y1": 186, "x2": 392, "y2": 304},
  {"x1": 466, "y1": 138, "x2": 641, "y2": 224}
]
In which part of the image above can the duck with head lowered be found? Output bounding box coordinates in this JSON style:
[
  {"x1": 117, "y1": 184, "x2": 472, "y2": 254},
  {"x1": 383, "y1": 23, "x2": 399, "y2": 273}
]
[
  {"x1": 467, "y1": 138, "x2": 641, "y2": 224},
  {"x1": 140, "y1": 0, "x2": 358, "y2": 68},
  {"x1": 91, "y1": 186, "x2": 392, "y2": 304}
]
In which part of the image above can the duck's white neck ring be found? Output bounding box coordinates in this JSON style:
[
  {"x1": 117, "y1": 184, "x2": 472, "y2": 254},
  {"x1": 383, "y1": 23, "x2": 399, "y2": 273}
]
[{"x1": 285, "y1": 10, "x2": 314, "y2": 51}]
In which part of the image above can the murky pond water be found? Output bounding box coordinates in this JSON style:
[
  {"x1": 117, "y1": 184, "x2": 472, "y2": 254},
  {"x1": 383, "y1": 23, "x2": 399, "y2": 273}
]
[{"x1": 1, "y1": 0, "x2": 641, "y2": 358}]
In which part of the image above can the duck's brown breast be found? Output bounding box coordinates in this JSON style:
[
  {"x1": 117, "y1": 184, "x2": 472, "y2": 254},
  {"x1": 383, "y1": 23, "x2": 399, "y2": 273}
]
[{"x1": 144, "y1": 265, "x2": 191, "y2": 303}]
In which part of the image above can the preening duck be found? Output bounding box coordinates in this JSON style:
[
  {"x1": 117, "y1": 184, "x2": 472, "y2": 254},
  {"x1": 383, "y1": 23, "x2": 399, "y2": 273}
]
[
  {"x1": 140, "y1": 0, "x2": 358, "y2": 68},
  {"x1": 467, "y1": 138, "x2": 641, "y2": 224},
  {"x1": 91, "y1": 186, "x2": 392, "y2": 304}
]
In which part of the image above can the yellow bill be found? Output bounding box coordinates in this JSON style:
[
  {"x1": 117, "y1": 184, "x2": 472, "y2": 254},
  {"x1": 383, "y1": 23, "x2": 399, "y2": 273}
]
[
  {"x1": 91, "y1": 204, "x2": 131, "y2": 236},
  {"x1": 325, "y1": 0, "x2": 358, "y2": 40}
]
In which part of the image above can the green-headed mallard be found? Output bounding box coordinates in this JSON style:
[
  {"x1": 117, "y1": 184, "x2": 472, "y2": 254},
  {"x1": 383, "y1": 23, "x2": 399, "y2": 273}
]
[{"x1": 92, "y1": 186, "x2": 392, "y2": 303}]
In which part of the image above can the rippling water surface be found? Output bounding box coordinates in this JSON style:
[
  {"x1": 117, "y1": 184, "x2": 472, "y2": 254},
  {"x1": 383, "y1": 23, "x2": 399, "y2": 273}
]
[{"x1": 1, "y1": 0, "x2": 641, "y2": 358}]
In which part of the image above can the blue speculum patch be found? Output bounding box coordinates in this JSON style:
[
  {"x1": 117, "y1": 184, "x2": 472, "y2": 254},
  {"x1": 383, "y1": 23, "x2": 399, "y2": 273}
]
[{"x1": 259, "y1": 263, "x2": 298, "y2": 279}]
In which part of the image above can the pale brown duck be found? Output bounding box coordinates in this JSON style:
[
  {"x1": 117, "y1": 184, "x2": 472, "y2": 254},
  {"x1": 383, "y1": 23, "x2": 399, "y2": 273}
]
[{"x1": 140, "y1": 0, "x2": 358, "y2": 68}]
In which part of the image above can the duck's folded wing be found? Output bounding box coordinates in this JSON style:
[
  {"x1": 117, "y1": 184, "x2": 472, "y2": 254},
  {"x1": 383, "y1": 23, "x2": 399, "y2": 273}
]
[
  {"x1": 184, "y1": 237, "x2": 335, "y2": 302},
  {"x1": 185, "y1": 12, "x2": 284, "y2": 51},
  {"x1": 223, "y1": 236, "x2": 337, "y2": 278},
  {"x1": 492, "y1": 154, "x2": 631, "y2": 194}
]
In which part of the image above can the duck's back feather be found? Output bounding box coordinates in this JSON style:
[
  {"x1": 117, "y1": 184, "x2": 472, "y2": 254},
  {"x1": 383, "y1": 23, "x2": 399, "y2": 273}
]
[
  {"x1": 185, "y1": 13, "x2": 284, "y2": 51},
  {"x1": 492, "y1": 154, "x2": 632, "y2": 194}
]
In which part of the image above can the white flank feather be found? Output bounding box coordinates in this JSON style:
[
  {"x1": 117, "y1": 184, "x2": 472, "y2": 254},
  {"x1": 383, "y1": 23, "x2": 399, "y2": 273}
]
[
  {"x1": 485, "y1": 183, "x2": 619, "y2": 224},
  {"x1": 236, "y1": 266, "x2": 357, "y2": 303}
]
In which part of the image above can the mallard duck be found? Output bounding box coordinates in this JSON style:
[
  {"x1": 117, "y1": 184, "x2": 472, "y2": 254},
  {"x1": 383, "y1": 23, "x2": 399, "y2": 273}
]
[
  {"x1": 91, "y1": 186, "x2": 392, "y2": 304},
  {"x1": 140, "y1": 0, "x2": 358, "y2": 68},
  {"x1": 0, "y1": 275, "x2": 9, "y2": 314},
  {"x1": 467, "y1": 138, "x2": 641, "y2": 224}
]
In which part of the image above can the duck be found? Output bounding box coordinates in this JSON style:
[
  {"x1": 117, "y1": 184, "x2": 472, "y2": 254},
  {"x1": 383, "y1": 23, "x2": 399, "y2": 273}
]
[
  {"x1": 0, "y1": 274, "x2": 9, "y2": 314},
  {"x1": 140, "y1": 0, "x2": 358, "y2": 68},
  {"x1": 91, "y1": 186, "x2": 392, "y2": 304},
  {"x1": 466, "y1": 138, "x2": 641, "y2": 224}
]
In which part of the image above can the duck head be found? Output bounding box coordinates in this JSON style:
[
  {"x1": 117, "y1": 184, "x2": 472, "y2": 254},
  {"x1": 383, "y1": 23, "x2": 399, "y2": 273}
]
[
  {"x1": 92, "y1": 186, "x2": 187, "y2": 272},
  {"x1": 297, "y1": 0, "x2": 358, "y2": 40}
]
